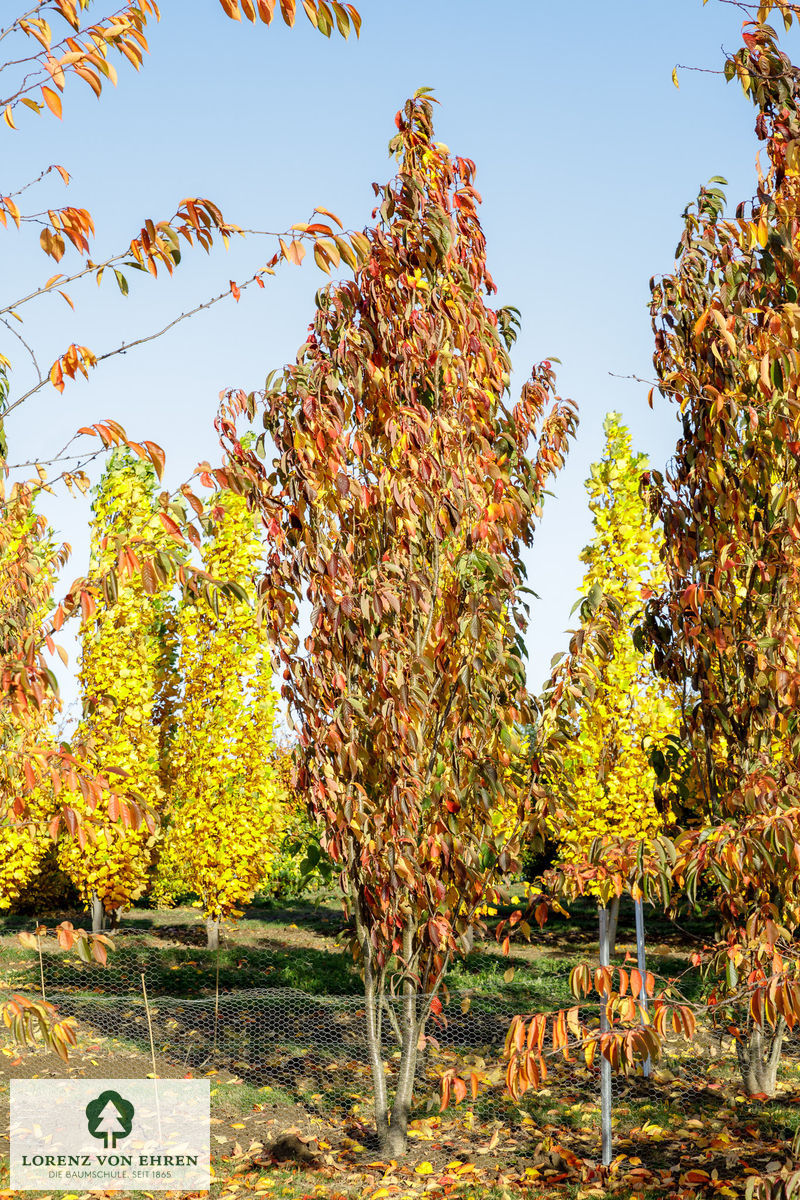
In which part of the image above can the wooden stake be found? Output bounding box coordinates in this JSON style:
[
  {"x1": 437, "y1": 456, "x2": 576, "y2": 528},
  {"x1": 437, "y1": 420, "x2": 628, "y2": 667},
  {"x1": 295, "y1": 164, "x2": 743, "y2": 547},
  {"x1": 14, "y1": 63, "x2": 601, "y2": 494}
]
[{"x1": 141, "y1": 972, "x2": 163, "y2": 1141}]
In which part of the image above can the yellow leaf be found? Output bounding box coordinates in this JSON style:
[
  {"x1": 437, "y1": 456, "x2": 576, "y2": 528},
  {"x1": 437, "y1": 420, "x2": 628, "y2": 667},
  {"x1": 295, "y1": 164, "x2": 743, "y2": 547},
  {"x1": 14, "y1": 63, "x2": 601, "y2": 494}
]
[
  {"x1": 313, "y1": 241, "x2": 331, "y2": 273},
  {"x1": 415, "y1": 1161, "x2": 434, "y2": 1174}
]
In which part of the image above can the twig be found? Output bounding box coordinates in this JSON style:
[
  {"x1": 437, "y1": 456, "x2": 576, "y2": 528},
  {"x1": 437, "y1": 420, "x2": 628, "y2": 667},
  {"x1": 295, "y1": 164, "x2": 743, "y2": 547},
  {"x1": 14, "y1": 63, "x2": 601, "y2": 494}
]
[
  {"x1": 4, "y1": 164, "x2": 69, "y2": 201},
  {"x1": 3, "y1": 266, "x2": 280, "y2": 419},
  {"x1": 0, "y1": 317, "x2": 42, "y2": 382}
]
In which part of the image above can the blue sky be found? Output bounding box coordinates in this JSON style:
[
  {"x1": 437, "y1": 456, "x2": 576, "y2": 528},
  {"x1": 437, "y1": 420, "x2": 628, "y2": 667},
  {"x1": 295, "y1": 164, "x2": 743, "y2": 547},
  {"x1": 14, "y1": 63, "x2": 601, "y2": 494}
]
[{"x1": 2, "y1": 0, "x2": 788, "y2": 713}]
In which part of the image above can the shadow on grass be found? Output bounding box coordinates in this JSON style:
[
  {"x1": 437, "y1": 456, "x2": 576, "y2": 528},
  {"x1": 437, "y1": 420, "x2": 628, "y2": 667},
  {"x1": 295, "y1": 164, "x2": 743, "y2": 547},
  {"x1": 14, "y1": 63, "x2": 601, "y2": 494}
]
[{"x1": 26, "y1": 940, "x2": 359, "y2": 998}]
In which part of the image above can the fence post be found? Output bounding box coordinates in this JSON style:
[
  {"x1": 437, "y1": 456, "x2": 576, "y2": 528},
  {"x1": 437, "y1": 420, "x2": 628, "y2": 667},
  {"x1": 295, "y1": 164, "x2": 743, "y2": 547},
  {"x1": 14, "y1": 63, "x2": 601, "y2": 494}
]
[
  {"x1": 599, "y1": 905, "x2": 612, "y2": 1167},
  {"x1": 634, "y1": 896, "x2": 651, "y2": 1079}
]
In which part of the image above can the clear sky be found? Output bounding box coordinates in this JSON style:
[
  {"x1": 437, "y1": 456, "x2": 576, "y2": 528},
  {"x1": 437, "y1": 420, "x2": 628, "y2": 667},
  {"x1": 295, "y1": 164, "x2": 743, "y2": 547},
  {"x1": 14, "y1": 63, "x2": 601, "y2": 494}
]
[{"x1": 2, "y1": 0, "x2": 789, "y2": 715}]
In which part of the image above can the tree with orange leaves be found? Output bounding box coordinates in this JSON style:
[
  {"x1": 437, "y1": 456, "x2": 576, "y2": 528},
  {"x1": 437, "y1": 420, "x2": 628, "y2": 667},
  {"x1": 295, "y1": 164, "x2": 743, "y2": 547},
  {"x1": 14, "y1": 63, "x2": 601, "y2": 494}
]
[{"x1": 220, "y1": 90, "x2": 577, "y2": 1155}]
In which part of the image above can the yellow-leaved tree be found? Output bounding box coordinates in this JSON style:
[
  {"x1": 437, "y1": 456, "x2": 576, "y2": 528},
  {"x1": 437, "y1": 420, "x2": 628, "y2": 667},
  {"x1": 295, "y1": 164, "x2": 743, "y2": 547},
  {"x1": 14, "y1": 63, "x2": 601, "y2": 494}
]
[
  {"x1": 548, "y1": 413, "x2": 679, "y2": 946},
  {"x1": 0, "y1": 479, "x2": 65, "y2": 909},
  {"x1": 58, "y1": 451, "x2": 178, "y2": 930},
  {"x1": 153, "y1": 489, "x2": 285, "y2": 949}
]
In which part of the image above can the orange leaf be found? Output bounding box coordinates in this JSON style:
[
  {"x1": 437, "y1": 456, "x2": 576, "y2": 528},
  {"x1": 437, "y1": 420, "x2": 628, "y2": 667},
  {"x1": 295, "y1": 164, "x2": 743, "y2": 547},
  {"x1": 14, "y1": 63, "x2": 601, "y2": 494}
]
[
  {"x1": 346, "y1": 3, "x2": 361, "y2": 36},
  {"x1": 49, "y1": 360, "x2": 65, "y2": 393},
  {"x1": 314, "y1": 205, "x2": 343, "y2": 228},
  {"x1": 287, "y1": 239, "x2": 306, "y2": 265},
  {"x1": 73, "y1": 65, "x2": 102, "y2": 97},
  {"x1": 41, "y1": 86, "x2": 62, "y2": 118},
  {"x1": 141, "y1": 440, "x2": 166, "y2": 480},
  {"x1": 39, "y1": 229, "x2": 65, "y2": 262},
  {"x1": 159, "y1": 512, "x2": 184, "y2": 541}
]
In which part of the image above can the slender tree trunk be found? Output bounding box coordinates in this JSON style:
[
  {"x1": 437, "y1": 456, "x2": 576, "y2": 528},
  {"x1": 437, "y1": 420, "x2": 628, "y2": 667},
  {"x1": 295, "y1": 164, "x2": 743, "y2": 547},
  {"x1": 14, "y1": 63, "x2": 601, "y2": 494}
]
[
  {"x1": 359, "y1": 914, "x2": 423, "y2": 1157},
  {"x1": 384, "y1": 921, "x2": 420, "y2": 1156},
  {"x1": 736, "y1": 1018, "x2": 786, "y2": 1097},
  {"x1": 205, "y1": 918, "x2": 220, "y2": 951},
  {"x1": 607, "y1": 895, "x2": 620, "y2": 957},
  {"x1": 599, "y1": 905, "x2": 613, "y2": 1167},
  {"x1": 634, "y1": 896, "x2": 651, "y2": 1078},
  {"x1": 91, "y1": 891, "x2": 106, "y2": 934},
  {"x1": 356, "y1": 910, "x2": 391, "y2": 1152}
]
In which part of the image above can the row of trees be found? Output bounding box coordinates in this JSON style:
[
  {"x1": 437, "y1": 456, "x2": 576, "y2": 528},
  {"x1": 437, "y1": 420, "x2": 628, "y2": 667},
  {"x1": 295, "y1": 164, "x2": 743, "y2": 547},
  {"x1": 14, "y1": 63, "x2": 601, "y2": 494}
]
[{"x1": 0, "y1": 453, "x2": 296, "y2": 945}]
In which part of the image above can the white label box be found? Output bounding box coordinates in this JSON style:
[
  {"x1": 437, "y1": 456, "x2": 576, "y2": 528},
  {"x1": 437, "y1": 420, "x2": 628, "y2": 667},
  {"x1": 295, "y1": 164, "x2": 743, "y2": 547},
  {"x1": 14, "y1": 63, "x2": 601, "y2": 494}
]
[{"x1": 10, "y1": 1078, "x2": 210, "y2": 1192}]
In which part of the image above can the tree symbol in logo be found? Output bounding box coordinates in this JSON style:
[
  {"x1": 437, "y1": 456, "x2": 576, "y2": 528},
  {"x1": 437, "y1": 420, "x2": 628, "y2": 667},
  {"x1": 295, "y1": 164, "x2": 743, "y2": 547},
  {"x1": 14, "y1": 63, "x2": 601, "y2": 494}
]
[{"x1": 85, "y1": 1090, "x2": 135, "y2": 1149}]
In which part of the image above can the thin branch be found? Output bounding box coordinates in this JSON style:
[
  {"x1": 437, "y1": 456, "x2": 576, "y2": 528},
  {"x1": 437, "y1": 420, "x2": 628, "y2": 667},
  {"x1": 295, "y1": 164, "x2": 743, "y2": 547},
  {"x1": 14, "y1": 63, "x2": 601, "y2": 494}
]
[
  {"x1": 0, "y1": 9, "x2": 40, "y2": 48},
  {"x1": 0, "y1": 220, "x2": 315, "y2": 321},
  {"x1": 4, "y1": 449, "x2": 93, "y2": 470},
  {"x1": 3, "y1": 270, "x2": 266, "y2": 418},
  {"x1": 2, "y1": 164, "x2": 68, "y2": 201},
  {"x1": 0, "y1": 317, "x2": 42, "y2": 382},
  {"x1": 0, "y1": 2, "x2": 151, "y2": 108},
  {"x1": 2, "y1": 252, "x2": 135, "y2": 319},
  {"x1": 609, "y1": 371, "x2": 686, "y2": 397},
  {"x1": 3, "y1": 430, "x2": 88, "y2": 470},
  {"x1": 675, "y1": 62, "x2": 726, "y2": 77}
]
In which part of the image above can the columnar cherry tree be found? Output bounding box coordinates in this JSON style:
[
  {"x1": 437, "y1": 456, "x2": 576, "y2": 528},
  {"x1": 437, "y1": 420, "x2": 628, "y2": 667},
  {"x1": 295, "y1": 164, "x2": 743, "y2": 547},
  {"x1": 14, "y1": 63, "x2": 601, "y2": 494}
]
[
  {"x1": 58, "y1": 452, "x2": 178, "y2": 929},
  {"x1": 220, "y1": 91, "x2": 577, "y2": 1155},
  {"x1": 644, "y1": 14, "x2": 800, "y2": 1094},
  {"x1": 0, "y1": 477, "x2": 63, "y2": 908},
  {"x1": 547, "y1": 415, "x2": 679, "y2": 947},
  {"x1": 153, "y1": 488, "x2": 286, "y2": 949}
]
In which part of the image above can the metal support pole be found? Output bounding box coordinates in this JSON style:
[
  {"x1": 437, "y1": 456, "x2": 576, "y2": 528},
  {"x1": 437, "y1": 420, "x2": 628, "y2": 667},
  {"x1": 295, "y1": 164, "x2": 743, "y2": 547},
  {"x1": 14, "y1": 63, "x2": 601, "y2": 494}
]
[
  {"x1": 634, "y1": 896, "x2": 651, "y2": 1079},
  {"x1": 599, "y1": 905, "x2": 612, "y2": 1167}
]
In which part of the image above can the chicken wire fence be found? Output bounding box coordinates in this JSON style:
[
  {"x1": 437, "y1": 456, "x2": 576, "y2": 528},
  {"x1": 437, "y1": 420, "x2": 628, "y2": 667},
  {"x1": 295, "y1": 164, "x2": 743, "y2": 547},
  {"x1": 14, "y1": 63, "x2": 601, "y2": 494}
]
[{"x1": 4, "y1": 944, "x2": 800, "y2": 1127}]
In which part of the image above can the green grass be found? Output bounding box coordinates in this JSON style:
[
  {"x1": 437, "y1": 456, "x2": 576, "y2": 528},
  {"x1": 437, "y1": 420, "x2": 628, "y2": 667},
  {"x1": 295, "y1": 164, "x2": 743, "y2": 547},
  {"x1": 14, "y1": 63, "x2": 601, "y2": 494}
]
[
  {"x1": 446, "y1": 946, "x2": 583, "y2": 1008},
  {"x1": 0, "y1": 936, "x2": 359, "y2": 998},
  {"x1": 211, "y1": 1079, "x2": 264, "y2": 1114},
  {"x1": 0, "y1": 891, "x2": 711, "y2": 1008}
]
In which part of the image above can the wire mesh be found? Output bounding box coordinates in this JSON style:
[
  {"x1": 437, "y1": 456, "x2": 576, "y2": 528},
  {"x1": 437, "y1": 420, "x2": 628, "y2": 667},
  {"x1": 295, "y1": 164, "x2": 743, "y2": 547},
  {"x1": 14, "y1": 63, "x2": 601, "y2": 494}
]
[{"x1": 3, "y1": 940, "x2": 800, "y2": 1169}]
